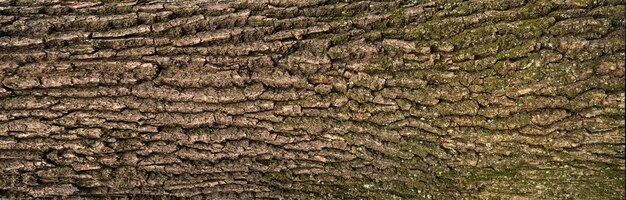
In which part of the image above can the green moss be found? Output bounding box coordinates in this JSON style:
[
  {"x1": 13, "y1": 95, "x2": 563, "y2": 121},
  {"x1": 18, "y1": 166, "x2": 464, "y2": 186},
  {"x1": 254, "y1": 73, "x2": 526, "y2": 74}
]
[
  {"x1": 554, "y1": 0, "x2": 593, "y2": 8},
  {"x1": 365, "y1": 57, "x2": 397, "y2": 72},
  {"x1": 518, "y1": 0, "x2": 554, "y2": 18},
  {"x1": 473, "y1": 42, "x2": 500, "y2": 57},
  {"x1": 362, "y1": 31, "x2": 382, "y2": 41},
  {"x1": 495, "y1": 32, "x2": 518, "y2": 46},
  {"x1": 329, "y1": 33, "x2": 349, "y2": 45},
  {"x1": 446, "y1": 24, "x2": 498, "y2": 49},
  {"x1": 495, "y1": 40, "x2": 537, "y2": 60},
  {"x1": 466, "y1": 168, "x2": 519, "y2": 183},
  {"x1": 503, "y1": 54, "x2": 545, "y2": 86},
  {"x1": 388, "y1": 8, "x2": 405, "y2": 27},
  {"x1": 549, "y1": 18, "x2": 611, "y2": 37},
  {"x1": 406, "y1": 17, "x2": 469, "y2": 41},
  {"x1": 450, "y1": 4, "x2": 473, "y2": 16},
  {"x1": 482, "y1": 73, "x2": 507, "y2": 92},
  {"x1": 406, "y1": 24, "x2": 431, "y2": 40},
  {"x1": 459, "y1": 165, "x2": 626, "y2": 199},
  {"x1": 499, "y1": 17, "x2": 556, "y2": 39}
]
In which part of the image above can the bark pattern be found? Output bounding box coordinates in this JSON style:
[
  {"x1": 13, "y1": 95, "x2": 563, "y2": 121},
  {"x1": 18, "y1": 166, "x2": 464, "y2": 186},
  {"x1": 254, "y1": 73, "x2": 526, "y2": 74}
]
[{"x1": 0, "y1": 0, "x2": 625, "y2": 199}]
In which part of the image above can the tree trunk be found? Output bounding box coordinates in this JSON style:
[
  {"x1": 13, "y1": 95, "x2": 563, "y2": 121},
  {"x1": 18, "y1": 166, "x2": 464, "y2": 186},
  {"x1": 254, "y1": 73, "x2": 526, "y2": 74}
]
[{"x1": 0, "y1": 0, "x2": 624, "y2": 199}]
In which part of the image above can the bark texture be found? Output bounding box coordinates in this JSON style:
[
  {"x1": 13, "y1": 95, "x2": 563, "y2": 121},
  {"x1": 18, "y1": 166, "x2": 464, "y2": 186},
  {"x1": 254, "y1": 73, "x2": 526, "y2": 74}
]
[{"x1": 0, "y1": 0, "x2": 625, "y2": 199}]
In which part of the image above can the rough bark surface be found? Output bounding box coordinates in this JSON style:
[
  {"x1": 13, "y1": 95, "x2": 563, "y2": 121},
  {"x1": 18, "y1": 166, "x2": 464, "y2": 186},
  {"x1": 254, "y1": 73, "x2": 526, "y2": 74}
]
[{"x1": 0, "y1": 0, "x2": 624, "y2": 199}]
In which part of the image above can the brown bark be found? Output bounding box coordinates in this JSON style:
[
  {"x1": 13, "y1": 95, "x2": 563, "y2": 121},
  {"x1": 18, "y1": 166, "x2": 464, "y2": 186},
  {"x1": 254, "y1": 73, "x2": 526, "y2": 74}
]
[{"x1": 0, "y1": 0, "x2": 624, "y2": 199}]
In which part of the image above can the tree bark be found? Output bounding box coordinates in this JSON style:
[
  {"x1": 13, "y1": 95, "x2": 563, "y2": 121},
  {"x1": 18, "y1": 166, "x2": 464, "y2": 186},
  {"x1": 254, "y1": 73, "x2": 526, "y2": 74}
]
[{"x1": 0, "y1": 0, "x2": 624, "y2": 199}]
